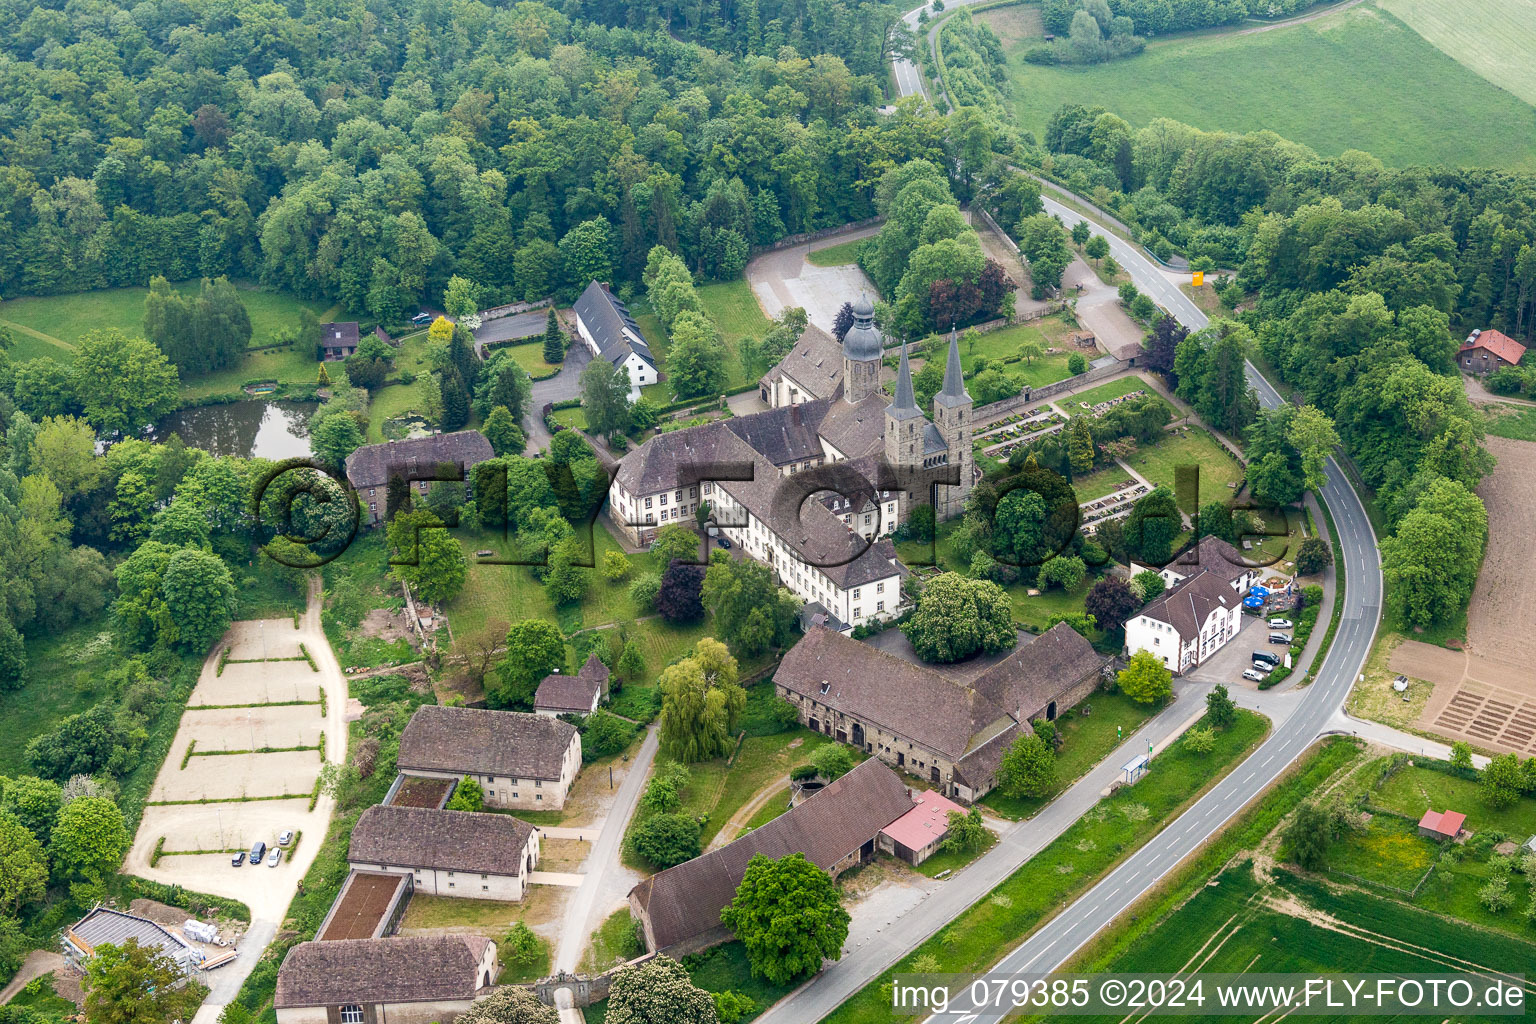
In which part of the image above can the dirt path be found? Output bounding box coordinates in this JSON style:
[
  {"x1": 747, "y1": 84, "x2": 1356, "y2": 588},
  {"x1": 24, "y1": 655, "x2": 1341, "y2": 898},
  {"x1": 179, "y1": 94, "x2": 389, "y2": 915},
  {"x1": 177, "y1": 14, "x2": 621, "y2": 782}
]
[
  {"x1": 0, "y1": 951, "x2": 65, "y2": 1006},
  {"x1": 1233, "y1": 0, "x2": 1368, "y2": 35},
  {"x1": 707, "y1": 775, "x2": 790, "y2": 852}
]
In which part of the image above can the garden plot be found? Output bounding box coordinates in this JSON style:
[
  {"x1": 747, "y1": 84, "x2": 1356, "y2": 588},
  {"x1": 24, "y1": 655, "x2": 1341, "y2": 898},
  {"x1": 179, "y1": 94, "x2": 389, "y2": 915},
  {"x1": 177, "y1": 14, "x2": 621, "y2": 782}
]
[
  {"x1": 178, "y1": 703, "x2": 324, "y2": 753},
  {"x1": 188, "y1": 661, "x2": 322, "y2": 707},
  {"x1": 151, "y1": 748, "x2": 321, "y2": 803},
  {"x1": 223, "y1": 617, "x2": 307, "y2": 660}
]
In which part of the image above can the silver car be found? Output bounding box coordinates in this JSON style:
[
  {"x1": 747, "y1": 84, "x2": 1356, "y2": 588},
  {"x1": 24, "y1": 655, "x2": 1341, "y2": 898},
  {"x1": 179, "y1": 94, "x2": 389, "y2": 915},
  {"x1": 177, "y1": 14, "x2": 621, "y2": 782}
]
[
  {"x1": 266, "y1": 848, "x2": 282, "y2": 868},
  {"x1": 1242, "y1": 668, "x2": 1267, "y2": 682}
]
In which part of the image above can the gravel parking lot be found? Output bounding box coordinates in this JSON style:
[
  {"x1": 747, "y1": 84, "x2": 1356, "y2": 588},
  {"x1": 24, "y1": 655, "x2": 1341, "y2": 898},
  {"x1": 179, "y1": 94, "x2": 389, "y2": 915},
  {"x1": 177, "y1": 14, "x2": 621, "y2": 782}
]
[
  {"x1": 188, "y1": 661, "x2": 322, "y2": 707},
  {"x1": 224, "y1": 618, "x2": 306, "y2": 660},
  {"x1": 178, "y1": 704, "x2": 324, "y2": 752}
]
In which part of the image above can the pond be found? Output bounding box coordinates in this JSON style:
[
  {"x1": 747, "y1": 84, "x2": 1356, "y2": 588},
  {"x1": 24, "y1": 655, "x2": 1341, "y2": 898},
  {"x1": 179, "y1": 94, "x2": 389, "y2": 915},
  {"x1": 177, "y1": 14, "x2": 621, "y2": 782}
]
[{"x1": 154, "y1": 401, "x2": 318, "y2": 459}]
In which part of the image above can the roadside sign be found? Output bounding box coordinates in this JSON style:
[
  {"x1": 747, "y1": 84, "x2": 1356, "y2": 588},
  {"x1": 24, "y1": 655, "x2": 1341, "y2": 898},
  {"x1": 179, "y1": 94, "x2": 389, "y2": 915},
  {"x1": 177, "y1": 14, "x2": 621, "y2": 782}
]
[{"x1": 1192, "y1": 270, "x2": 1205, "y2": 287}]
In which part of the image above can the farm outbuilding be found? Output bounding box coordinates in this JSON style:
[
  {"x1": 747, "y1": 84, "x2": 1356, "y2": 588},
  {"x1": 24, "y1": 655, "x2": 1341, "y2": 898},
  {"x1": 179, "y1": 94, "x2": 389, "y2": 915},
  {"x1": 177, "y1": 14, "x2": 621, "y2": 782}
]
[{"x1": 1417, "y1": 808, "x2": 1466, "y2": 841}]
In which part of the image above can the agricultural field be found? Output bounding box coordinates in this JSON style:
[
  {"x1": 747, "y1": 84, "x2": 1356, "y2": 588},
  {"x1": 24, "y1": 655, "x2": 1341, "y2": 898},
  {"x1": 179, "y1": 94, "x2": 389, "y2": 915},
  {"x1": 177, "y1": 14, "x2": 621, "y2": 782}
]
[
  {"x1": 988, "y1": 3, "x2": 1536, "y2": 171},
  {"x1": 1379, "y1": 0, "x2": 1536, "y2": 105}
]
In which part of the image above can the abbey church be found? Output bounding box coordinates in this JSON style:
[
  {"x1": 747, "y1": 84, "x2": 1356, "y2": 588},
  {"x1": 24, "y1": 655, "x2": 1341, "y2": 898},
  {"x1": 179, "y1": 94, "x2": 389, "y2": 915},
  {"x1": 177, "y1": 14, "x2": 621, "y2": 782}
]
[{"x1": 608, "y1": 296, "x2": 976, "y2": 630}]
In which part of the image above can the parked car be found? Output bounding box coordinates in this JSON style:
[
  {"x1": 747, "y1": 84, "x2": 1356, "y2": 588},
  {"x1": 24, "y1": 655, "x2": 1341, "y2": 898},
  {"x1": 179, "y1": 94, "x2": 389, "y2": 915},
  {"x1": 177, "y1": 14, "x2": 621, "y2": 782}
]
[
  {"x1": 411, "y1": 311, "x2": 433, "y2": 325},
  {"x1": 249, "y1": 841, "x2": 266, "y2": 865},
  {"x1": 1242, "y1": 669, "x2": 1268, "y2": 683},
  {"x1": 1268, "y1": 618, "x2": 1292, "y2": 629},
  {"x1": 716, "y1": 536, "x2": 732, "y2": 549},
  {"x1": 278, "y1": 830, "x2": 294, "y2": 846},
  {"x1": 266, "y1": 848, "x2": 282, "y2": 867},
  {"x1": 1268, "y1": 633, "x2": 1291, "y2": 645},
  {"x1": 1252, "y1": 652, "x2": 1279, "y2": 667},
  {"x1": 231, "y1": 851, "x2": 246, "y2": 867}
]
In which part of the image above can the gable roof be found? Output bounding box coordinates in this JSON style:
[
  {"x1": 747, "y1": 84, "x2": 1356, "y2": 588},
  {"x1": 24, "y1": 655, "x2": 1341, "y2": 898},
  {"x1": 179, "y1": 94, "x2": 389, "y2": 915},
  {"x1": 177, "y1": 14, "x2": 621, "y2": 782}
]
[
  {"x1": 761, "y1": 323, "x2": 843, "y2": 400},
  {"x1": 575, "y1": 280, "x2": 655, "y2": 369},
  {"x1": 344, "y1": 430, "x2": 494, "y2": 490},
  {"x1": 535, "y1": 654, "x2": 609, "y2": 713},
  {"x1": 880, "y1": 789, "x2": 967, "y2": 851},
  {"x1": 1136, "y1": 568, "x2": 1240, "y2": 638},
  {"x1": 971, "y1": 621, "x2": 1107, "y2": 722},
  {"x1": 629, "y1": 759, "x2": 913, "y2": 950},
  {"x1": 397, "y1": 706, "x2": 577, "y2": 781},
  {"x1": 1461, "y1": 329, "x2": 1526, "y2": 366},
  {"x1": 275, "y1": 935, "x2": 491, "y2": 1008},
  {"x1": 1418, "y1": 809, "x2": 1466, "y2": 837},
  {"x1": 349, "y1": 806, "x2": 536, "y2": 875},
  {"x1": 776, "y1": 627, "x2": 1015, "y2": 759},
  {"x1": 322, "y1": 322, "x2": 360, "y2": 349},
  {"x1": 1157, "y1": 534, "x2": 1255, "y2": 586}
]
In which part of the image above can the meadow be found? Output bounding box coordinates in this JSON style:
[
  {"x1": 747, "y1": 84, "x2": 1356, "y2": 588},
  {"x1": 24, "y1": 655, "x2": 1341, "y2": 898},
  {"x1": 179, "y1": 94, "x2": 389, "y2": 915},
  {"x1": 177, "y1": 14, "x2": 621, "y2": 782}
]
[
  {"x1": 805, "y1": 237, "x2": 868, "y2": 267},
  {"x1": 987, "y1": 3, "x2": 1536, "y2": 171},
  {"x1": 1379, "y1": 0, "x2": 1536, "y2": 105},
  {"x1": 0, "y1": 281, "x2": 335, "y2": 362}
]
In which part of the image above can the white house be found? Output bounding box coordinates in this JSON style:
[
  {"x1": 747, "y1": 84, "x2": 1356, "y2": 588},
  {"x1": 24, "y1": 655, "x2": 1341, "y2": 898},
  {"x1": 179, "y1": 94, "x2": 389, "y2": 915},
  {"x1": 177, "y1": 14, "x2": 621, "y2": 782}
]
[
  {"x1": 1125, "y1": 568, "x2": 1244, "y2": 675},
  {"x1": 573, "y1": 280, "x2": 656, "y2": 394},
  {"x1": 395, "y1": 706, "x2": 582, "y2": 811},
  {"x1": 348, "y1": 805, "x2": 540, "y2": 902}
]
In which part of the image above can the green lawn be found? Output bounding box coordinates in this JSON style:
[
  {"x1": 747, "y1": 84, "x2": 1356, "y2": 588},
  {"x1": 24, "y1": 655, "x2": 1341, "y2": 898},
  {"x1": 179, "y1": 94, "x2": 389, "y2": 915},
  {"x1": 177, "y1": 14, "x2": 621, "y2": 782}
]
[
  {"x1": 0, "y1": 280, "x2": 334, "y2": 355},
  {"x1": 805, "y1": 238, "x2": 869, "y2": 267},
  {"x1": 952, "y1": 321, "x2": 1077, "y2": 386},
  {"x1": 1120, "y1": 427, "x2": 1245, "y2": 506},
  {"x1": 995, "y1": 3, "x2": 1536, "y2": 171},
  {"x1": 1373, "y1": 765, "x2": 1536, "y2": 838},
  {"x1": 580, "y1": 907, "x2": 644, "y2": 973},
  {"x1": 979, "y1": 690, "x2": 1158, "y2": 819},
  {"x1": 0, "y1": 619, "x2": 119, "y2": 775},
  {"x1": 824, "y1": 711, "x2": 1268, "y2": 1024},
  {"x1": 625, "y1": 717, "x2": 842, "y2": 870},
  {"x1": 365, "y1": 380, "x2": 434, "y2": 442},
  {"x1": 1480, "y1": 402, "x2": 1536, "y2": 442},
  {"x1": 741, "y1": 785, "x2": 793, "y2": 831},
  {"x1": 585, "y1": 941, "x2": 795, "y2": 1024},
  {"x1": 1379, "y1": 0, "x2": 1536, "y2": 105},
  {"x1": 499, "y1": 340, "x2": 560, "y2": 377},
  {"x1": 696, "y1": 278, "x2": 773, "y2": 388},
  {"x1": 1326, "y1": 812, "x2": 1439, "y2": 889},
  {"x1": 1058, "y1": 373, "x2": 1161, "y2": 410},
  {"x1": 911, "y1": 827, "x2": 998, "y2": 878}
]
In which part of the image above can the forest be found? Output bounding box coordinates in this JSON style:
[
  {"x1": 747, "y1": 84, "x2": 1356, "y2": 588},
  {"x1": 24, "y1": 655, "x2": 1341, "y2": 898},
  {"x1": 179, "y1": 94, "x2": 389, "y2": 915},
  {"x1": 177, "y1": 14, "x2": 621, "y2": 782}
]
[{"x1": 0, "y1": 0, "x2": 948, "y2": 323}]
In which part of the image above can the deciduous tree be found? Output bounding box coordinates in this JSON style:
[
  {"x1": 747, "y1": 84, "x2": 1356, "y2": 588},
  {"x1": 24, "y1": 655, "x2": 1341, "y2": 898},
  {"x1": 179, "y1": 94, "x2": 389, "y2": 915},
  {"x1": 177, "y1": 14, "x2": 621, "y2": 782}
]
[
  {"x1": 50, "y1": 796, "x2": 128, "y2": 879},
  {"x1": 900, "y1": 573, "x2": 1015, "y2": 663},
  {"x1": 605, "y1": 955, "x2": 719, "y2": 1024},
  {"x1": 1118, "y1": 650, "x2": 1173, "y2": 704},
  {"x1": 721, "y1": 853, "x2": 850, "y2": 985},
  {"x1": 84, "y1": 939, "x2": 203, "y2": 1024},
  {"x1": 493, "y1": 619, "x2": 566, "y2": 709},
  {"x1": 998, "y1": 731, "x2": 1055, "y2": 797}
]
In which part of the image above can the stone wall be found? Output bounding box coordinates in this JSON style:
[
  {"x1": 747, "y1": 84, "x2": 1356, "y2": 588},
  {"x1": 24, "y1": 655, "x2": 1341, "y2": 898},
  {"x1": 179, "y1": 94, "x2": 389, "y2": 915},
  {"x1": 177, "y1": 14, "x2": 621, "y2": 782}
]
[
  {"x1": 750, "y1": 217, "x2": 883, "y2": 256},
  {"x1": 974, "y1": 361, "x2": 1124, "y2": 423}
]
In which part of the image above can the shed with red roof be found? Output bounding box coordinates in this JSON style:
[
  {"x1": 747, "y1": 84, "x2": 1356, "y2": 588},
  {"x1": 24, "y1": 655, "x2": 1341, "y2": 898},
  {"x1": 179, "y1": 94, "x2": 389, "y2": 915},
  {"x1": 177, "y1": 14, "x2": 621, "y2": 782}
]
[
  {"x1": 1417, "y1": 808, "x2": 1466, "y2": 841},
  {"x1": 1459, "y1": 329, "x2": 1526, "y2": 375},
  {"x1": 879, "y1": 789, "x2": 970, "y2": 865}
]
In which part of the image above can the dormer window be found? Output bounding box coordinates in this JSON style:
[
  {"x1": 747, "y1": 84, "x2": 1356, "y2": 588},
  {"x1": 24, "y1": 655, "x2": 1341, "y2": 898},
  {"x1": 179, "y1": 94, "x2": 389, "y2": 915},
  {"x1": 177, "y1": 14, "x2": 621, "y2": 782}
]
[{"x1": 820, "y1": 681, "x2": 831, "y2": 695}]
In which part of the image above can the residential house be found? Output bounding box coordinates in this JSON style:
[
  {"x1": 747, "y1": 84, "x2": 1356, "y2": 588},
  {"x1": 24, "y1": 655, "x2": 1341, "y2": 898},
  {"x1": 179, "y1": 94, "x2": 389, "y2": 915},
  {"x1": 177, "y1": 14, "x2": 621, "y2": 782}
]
[
  {"x1": 774, "y1": 622, "x2": 1108, "y2": 802},
  {"x1": 343, "y1": 431, "x2": 494, "y2": 525},
  {"x1": 1124, "y1": 568, "x2": 1244, "y2": 675},
  {"x1": 274, "y1": 935, "x2": 497, "y2": 1024},
  {"x1": 348, "y1": 805, "x2": 540, "y2": 901},
  {"x1": 534, "y1": 653, "x2": 609, "y2": 717},
  {"x1": 1458, "y1": 329, "x2": 1527, "y2": 375},
  {"x1": 395, "y1": 706, "x2": 581, "y2": 811},
  {"x1": 321, "y1": 322, "x2": 360, "y2": 361},
  {"x1": 573, "y1": 281, "x2": 657, "y2": 393},
  {"x1": 627, "y1": 759, "x2": 916, "y2": 956}
]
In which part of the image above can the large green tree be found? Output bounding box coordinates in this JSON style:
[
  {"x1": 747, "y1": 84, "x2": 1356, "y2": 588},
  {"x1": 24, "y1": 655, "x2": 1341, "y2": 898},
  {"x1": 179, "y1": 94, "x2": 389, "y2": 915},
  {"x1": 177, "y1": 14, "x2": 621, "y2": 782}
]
[
  {"x1": 70, "y1": 330, "x2": 180, "y2": 436},
  {"x1": 701, "y1": 552, "x2": 799, "y2": 658},
  {"x1": 658, "y1": 639, "x2": 744, "y2": 762},
  {"x1": 1382, "y1": 478, "x2": 1487, "y2": 629},
  {"x1": 386, "y1": 509, "x2": 468, "y2": 604},
  {"x1": 160, "y1": 547, "x2": 236, "y2": 653},
  {"x1": 0, "y1": 810, "x2": 47, "y2": 913},
  {"x1": 901, "y1": 573, "x2": 1015, "y2": 663},
  {"x1": 997, "y1": 731, "x2": 1056, "y2": 798},
  {"x1": 580, "y1": 356, "x2": 632, "y2": 437},
  {"x1": 493, "y1": 619, "x2": 566, "y2": 709},
  {"x1": 50, "y1": 796, "x2": 129, "y2": 879},
  {"x1": 721, "y1": 852, "x2": 850, "y2": 985},
  {"x1": 458, "y1": 987, "x2": 559, "y2": 1024},
  {"x1": 84, "y1": 939, "x2": 203, "y2": 1024},
  {"x1": 605, "y1": 956, "x2": 719, "y2": 1024},
  {"x1": 1119, "y1": 650, "x2": 1173, "y2": 704}
]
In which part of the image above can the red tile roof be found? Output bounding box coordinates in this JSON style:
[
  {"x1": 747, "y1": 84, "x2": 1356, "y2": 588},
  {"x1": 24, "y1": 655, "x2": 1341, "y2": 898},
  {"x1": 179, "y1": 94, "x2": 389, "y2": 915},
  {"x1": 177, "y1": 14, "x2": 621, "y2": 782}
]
[
  {"x1": 1461, "y1": 329, "x2": 1526, "y2": 366},
  {"x1": 1418, "y1": 809, "x2": 1465, "y2": 837},
  {"x1": 880, "y1": 789, "x2": 967, "y2": 851}
]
